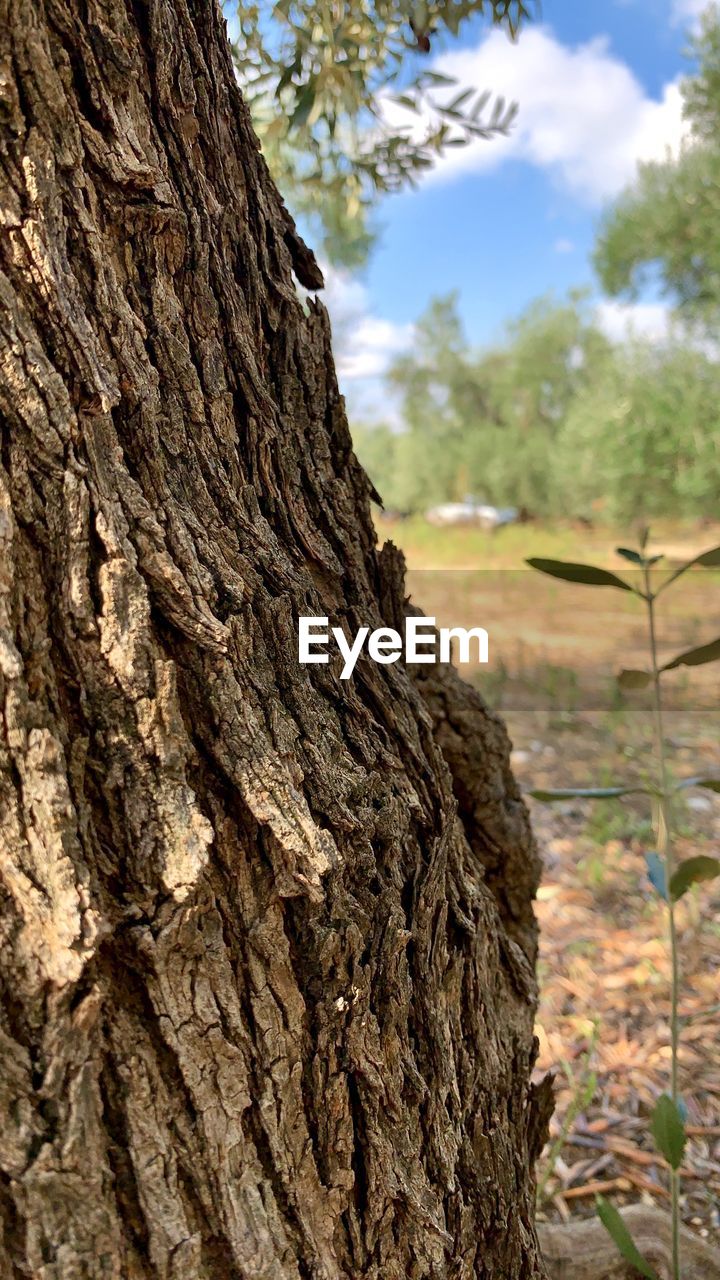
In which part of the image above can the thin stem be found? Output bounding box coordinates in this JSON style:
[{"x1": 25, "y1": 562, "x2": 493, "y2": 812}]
[{"x1": 644, "y1": 562, "x2": 681, "y2": 1280}]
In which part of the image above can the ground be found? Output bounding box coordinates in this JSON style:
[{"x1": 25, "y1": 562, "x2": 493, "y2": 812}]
[{"x1": 379, "y1": 514, "x2": 720, "y2": 1248}]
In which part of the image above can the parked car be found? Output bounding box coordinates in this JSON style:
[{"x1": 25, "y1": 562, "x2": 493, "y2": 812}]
[{"x1": 425, "y1": 500, "x2": 519, "y2": 530}]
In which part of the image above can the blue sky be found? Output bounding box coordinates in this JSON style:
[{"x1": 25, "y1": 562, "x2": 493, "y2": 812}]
[{"x1": 325, "y1": 0, "x2": 709, "y2": 420}]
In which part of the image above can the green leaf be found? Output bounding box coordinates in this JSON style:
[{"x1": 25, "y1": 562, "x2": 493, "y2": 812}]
[
  {"x1": 658, "y1": 544, "x2": 720, "y2": 593},
  {"x1": 686, "y1": 544, "x2": 720, "y2": 566},
  {"x1": 526, "y1": 558, "x2": 635, "y2": 592},
  {"x1": 617, "y1": 668, "x2": 652, "y2": 690},
  {"x1": 421, "y1": 71, "x2": 456, "y2": 86},
  {"x1": 651, "y1": 1094, "x2": 686, "y2": 1170},
  {"x1": 470, "y1": 89, "x2": 491, "y2": 120},
  {"x1": 276, "y1": 60, "x2": 297, "y2": 94},
  {"x1": 393, "y1": 94, "x2": 419, "y2": 112},
  {"x1": 529, "y1": 786, "x2": 652, "y2": 802},
  {"x1": 675, "y1": 775, "x2": 720, "y2": 792},
  {"x1": 645, "y1": 852, "x2": 667, "y2": 900},
  {"x1": 669, "y1": 855, "x2": 720, "y2": 902},
  {"x1": 596, "y1": 1197, "x2": 659, "y2": 1280},
  {"x1": 448, "y1": 87, "x2": 474, "y2": 111},
  {"x1": 615, "y1": 548, "x2": 663, "y2": 567},
  {"x1": 661, "y1": 635, "x2": 720, "y2": 671},
  {"x1": 290, "y1": 82, "x2": 317, "y2": 129}
]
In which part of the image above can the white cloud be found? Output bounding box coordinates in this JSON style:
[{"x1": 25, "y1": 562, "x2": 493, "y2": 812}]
[
  {"x1": 595, "y1": 299, "x2": 672, "y2": 343},
  {"x1": 336, "y1": 315, "x2": 413, "y2": 380},
  {"x1": 322, "y1": 268, "x2": 414, "y2": 382},
  {"x1": 595, "y1": 299, "x2": 720, "y2": 356},
  {"x1": 671, "y1": 0, "x2": 714, "y2": 28},
  {"x1": 382, "y1": 26, "x2": 688, "y2": 203},
  {"x1": 319, "y1": 268, "x2": 412, "y2": 424},
  {"x1": 319, "y1": 29, "x2": 694, "y2": 416}
]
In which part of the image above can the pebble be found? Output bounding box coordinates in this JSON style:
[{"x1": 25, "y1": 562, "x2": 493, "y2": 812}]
[
  {"x1": 558, "y1": 800, "x2": 584, "y2": 817},
  {"x1": 687, "y1": 795, "x2": 713, "y2": 813}
]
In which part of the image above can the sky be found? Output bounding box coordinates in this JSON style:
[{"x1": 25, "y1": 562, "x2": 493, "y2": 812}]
[{"x1": 325, "y1": 0, "x2": 710, "y2": 422}]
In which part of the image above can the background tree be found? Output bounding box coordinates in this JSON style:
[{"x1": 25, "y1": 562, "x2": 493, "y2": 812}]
[
  {"x1": 555, "y1": 337, "x2": 720, "y2": 524},
  {"x1": 595, "y1": 8, "x2": 720, "y2": 322},
  {"x1": 354, "y1": 292, "x2": 720, "y2": 521},
  {"x1": 0, "y1": 1, "x2": 549, "y2": 1276},
  {"x1": 349, "y1": 11, "x2": 720, "y2": 526}
]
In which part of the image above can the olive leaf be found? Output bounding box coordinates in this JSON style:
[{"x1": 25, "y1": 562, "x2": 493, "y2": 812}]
[
  {"x1": 675, "y1": 775, "x2": 720, "y2": 792},
  {"x1": 529, "y1": 786, "x2": 653, "y2": 802},
  {"x1": 657, "y1": 544, "x2": 720, "y2": 593},
  {"x1": 651, "y1": 1094, "x2": 686, "y2": 1170},
  {"x1": 526, "y1": 558, "x2": 635, "y2": 592},
  {"x1": 596, "y1": 1197, "x2": 659, "y2": 1280},
  {"x1": 617, "y1": 668, "x2": 652, "y2": 690},
  {"x1": 616, "y1": 547, "x2": 644, "y2": 565},
  {"x1": 661, "y1": 636, "x2": 720, "y2": 672},
  {"x1": 669, "y1": 856, "x2": 720, "y2": 902},
  {"x1": 645, "y1": 852, "x2": 668, "y2": 901}
]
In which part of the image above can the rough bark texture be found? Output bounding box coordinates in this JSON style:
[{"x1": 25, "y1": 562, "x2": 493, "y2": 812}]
[{"x1": 0, "y1": 1, "x2": 547, "y2": 1275}]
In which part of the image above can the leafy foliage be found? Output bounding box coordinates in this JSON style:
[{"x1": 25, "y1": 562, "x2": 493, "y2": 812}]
[
  {"x1": 595, "y1": 12, "x2": 720, "y2": 320},
  {"x1": 554, "y1": 338, "x2": 720, "y2": 523},
  {"x1": 232, "y1": 0, "x2": 532, "y2": 263},
  {"x1": 353, "y1": 293, "x2": 720, "y2": 520}
]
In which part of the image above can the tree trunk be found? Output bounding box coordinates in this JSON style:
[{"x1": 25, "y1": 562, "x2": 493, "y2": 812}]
[{"x1": 0, "y1": 1, "x2": 548, "y2": 1275}]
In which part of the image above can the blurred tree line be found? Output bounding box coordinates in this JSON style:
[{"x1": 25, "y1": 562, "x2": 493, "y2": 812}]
[
  {"x1": 352, "y1": 293, "x2": 720, "y2": 522},
  {"x1": 352, "y1": 10, "x2": 720, "y2": 522}
]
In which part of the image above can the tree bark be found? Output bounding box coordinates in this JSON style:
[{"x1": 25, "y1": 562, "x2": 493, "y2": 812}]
[{"x1": 0, "y1": 1, "x2": 547, "y2": 1276}]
